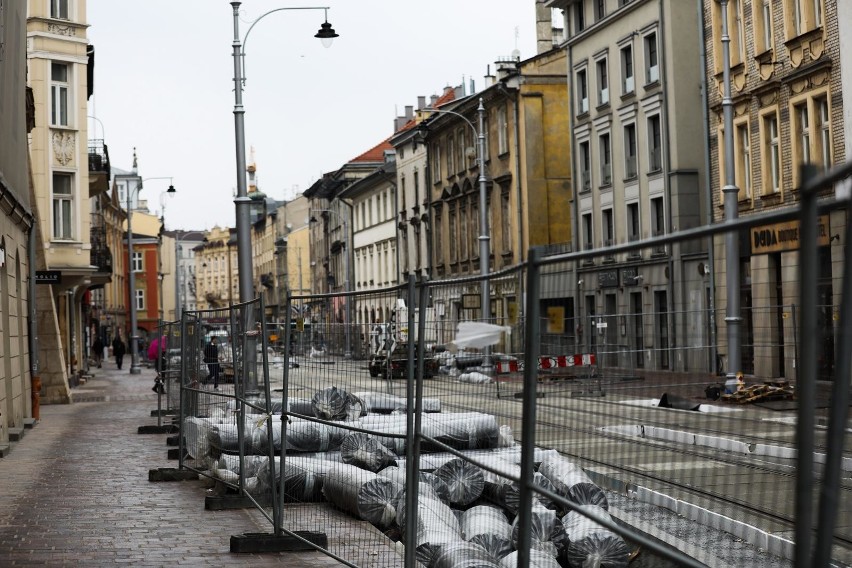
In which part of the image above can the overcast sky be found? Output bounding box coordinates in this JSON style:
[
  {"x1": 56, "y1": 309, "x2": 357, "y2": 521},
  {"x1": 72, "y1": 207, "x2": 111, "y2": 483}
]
[{"x1": 86, "y1": 1, "x2": 542, "y2": 232}]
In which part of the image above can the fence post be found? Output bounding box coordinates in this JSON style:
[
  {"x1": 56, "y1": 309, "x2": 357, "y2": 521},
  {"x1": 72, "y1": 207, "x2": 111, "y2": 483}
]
[
  {"x1": 517, "y1": 247, "x2": 543, "y2": 568},
  {"x1": 795, "y1": 164, "x2": 819, "y2": 565},
  {"x1": 276, "y1": 293, "x2": 294, "y2": 538},
  {"x1": 178, "y1": 314, "x2": 187, "y2": 470},
  {"x1": 404, "y1": 275, "x2": 419, "y2": 567},
  {"x1": 813, "y1": 199, "x2": 852, "y2": 566}
]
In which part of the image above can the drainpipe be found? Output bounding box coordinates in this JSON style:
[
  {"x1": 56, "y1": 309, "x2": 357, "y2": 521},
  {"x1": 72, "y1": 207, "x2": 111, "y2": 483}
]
[
  {"x1": 697, "y1": 0, "x2": 718, "y2": 373},
  {"x1": 27, "y1": 221, "x2": 40, "y2": 418},
  {"x1": 510, "y1": 82, "x2": 525, "y2": 338},
  {"x1": 567, "y1": 38, "x2": 582, "y2": 353},
  {"x1": 658, "y1": 0, "x2": 678, "y2": 370}
]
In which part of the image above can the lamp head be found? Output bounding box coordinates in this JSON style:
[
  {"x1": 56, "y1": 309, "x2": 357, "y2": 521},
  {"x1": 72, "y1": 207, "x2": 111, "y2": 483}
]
[
  {"x1": 314, "y1": 13, "x2": 338, "y2": 48},
  {"x1": 166, "y1": 184, "x2": 176, "y2": 194}
]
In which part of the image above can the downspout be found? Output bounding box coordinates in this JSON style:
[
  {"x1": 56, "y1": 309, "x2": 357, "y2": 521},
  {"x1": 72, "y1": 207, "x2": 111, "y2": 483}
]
[
  {"x1": 568, "y1": 39, "x2": 582, "y2": 353},
  {"x1": 422, "y1": 130, "x2": 434, "y2": 282},
  {"x1": 27, "y1": 219, "x2": 40, "y2": 418},
  {"x1": 697, "y1": 0, "x2": 718, "y2": 373},
  {"x1": 511, "y1": 82, "x2": 525, "y2": 339},
  {"x1": 658, "y1": 0, "x2": 678, "y2": 370}
]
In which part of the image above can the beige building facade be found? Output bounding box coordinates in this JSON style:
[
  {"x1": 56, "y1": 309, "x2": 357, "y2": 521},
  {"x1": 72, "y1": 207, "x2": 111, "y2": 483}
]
[
  {"x1": 27, "y1": 0, "x2": 97, "y2": 401},
  {"x1": 705, "y1": 0, "x2": 844, "y2": 381}
]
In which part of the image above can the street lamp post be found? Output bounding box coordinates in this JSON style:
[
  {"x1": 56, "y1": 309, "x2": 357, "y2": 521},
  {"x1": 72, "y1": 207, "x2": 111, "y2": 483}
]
[
  {"x1": 717, "y1": 0, "x2": 741, "y2": 392},
  {"x1": 126, "y1": 177, "x2": 175, "y2": 374},
  {"x1": 422, "y1": 98, "x2": 492, "y2": 370},
  {"x1": 310, "y1": 208, "x2": 351, "y2": 359},
  {"x1": 230, "y1": 2, "x2": 338, "y2": 305}
]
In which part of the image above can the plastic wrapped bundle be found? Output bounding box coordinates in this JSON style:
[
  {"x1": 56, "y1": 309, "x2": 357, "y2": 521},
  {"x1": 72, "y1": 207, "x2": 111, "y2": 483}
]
[
  {"x1": 311, "y1": 386, "x2": 364, "y2": 421},
  {"x1": 255, "y1": 418, "x2": 349, "y2": 453},
  {"x1": 511, "y1": 503, "x2": 570, "y2": 559},
  {"x1": 356, "y1": 476, "x2": 403, "y2": 529},
  {"x1": 500, "y1": 550, "x2": 562, "y2": 568},
  {"x1": 461, "y1": 505, "x2": 512, "y2": 558},
  {"x1": 265, "y1": 397, "x2": 314, "y2": 417},
  {"x1": 353, "y1": 391, "x2": 441, "y2": 414},
  {"x1": 458, "y1": 371, "x2": 494, "y2": 384},
  {"x1": 562, "y1": 507, "x2": 630, "y2": 568},
  {"x1": 378, "y1": 466, "x2": 451, "y2": 504},
  {"x1": 419, "y1": 414, "x2": 501, "y2": 453},
  {"x1": 434, "y1": 457, "x2": 485, "y2": 507},
  {"x1": 432, "y1": 540, "x2": 501, "y2": 568},
  {"x1": 208, "y1": 423, "x2": 249, "y2": 456},
  {"x1": 485, "y1": 471, "x2": 559, "y2": 515},
  {"x1": 321, "y1": 463, "x2": 379, "y2": 517},
  {"x1": 539, "y1": 453, "x2": 608, "y2": 510},
  {"x1": 396, "y1": 496, "x2": 462, "y2": 566},
  {"x1": 340, "y1": 432, "x2": 398, "y2": 472},
  {"x1": 249, "y1": 457, "x2": 326, "y2": 502},
  {"x1": 183, "y1": 417, "x2": 222, "y2": 459}
]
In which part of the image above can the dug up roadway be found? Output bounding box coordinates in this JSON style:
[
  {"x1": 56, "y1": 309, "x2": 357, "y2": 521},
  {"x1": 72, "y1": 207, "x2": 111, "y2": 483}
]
[{"x1": 0, "y1": 361, "x2": 343, "y2": 567}]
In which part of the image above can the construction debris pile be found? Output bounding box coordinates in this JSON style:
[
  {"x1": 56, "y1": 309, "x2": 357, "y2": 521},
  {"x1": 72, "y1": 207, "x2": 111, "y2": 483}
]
[{"x1": 183, "y1": 386, "x2": 631, "y2": 567}]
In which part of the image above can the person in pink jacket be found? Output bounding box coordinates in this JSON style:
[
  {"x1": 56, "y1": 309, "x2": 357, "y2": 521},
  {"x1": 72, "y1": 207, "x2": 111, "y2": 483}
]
[{"x1": 148, "y1": 335, "x2": 168, "y2": 372}]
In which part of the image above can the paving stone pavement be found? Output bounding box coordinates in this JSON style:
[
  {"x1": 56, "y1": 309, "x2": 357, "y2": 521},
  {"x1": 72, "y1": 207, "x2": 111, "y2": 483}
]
[{"x1": 0, "y1": 361, "x2": 347, "y2": 567}]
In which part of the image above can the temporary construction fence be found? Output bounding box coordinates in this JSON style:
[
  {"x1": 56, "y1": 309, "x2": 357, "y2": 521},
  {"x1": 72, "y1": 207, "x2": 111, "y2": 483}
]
[{"x1": 168, "y1": 164, "x2": 850, "y2": 567}]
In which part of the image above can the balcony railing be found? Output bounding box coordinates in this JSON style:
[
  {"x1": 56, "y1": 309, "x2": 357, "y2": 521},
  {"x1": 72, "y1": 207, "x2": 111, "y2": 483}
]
[
  {"x1": 90, "y1": 212, "x2": 112, "y2": 272},
  {"x1": 88, "y1": 139, "x2": 111, "y2": 196}
]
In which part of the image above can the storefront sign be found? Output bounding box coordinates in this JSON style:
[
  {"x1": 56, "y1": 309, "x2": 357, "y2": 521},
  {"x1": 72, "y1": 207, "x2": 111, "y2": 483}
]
[
  {"x1": 751, "y1": 215, "x2": 830, "y2": 254},
  {"x1": 35, "y1": 270, "x2": 61, "y2": 284},
  {"x1": 546, "y1": 306, "x2": 565, "y2": 334},
  {"x1": 621, "y1": 266, "x2": 638, "y2": 285},
  {"x1": 461, "y1": 294, "x2": 480, "y2": 309},
  {"x1": 598, "y1": 269, "x2": 619, "y2": 288}
]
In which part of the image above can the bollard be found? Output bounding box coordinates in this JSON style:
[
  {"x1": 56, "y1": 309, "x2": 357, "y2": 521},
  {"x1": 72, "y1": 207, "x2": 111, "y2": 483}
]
[{"x1": 31, "y1": 376, "x2": 41, "y2": 421}]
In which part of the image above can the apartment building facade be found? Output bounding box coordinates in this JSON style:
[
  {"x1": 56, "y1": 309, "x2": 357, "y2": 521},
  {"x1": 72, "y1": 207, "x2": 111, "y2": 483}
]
[
  {"x1": 27, "y1": 0, "x2": 97, "y2": 399},
  {"x1": 546, "y1": 0, "x2": 709, "y2": 372},
  {"x1": 1, "y1": 2, "x2": 37, "y2": 452},
  {"x1": 704, "y1": 0, "x2": 844, "y2": 381},
  {"x1": 195, "y1": 226, "x2": 237, "y2": 311},
  {"x1": 420, "y1": 50, "x2": 571, "y2": 348}
]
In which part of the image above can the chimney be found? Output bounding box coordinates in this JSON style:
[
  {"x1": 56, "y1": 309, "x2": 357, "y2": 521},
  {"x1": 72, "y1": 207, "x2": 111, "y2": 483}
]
[
  {"x1": 405, "y1": 105, "x2": 414, "y2": 119},
  {"x1": 431, "y1": 94, "x2": 439, "y2": 106},
  {"x1": 417, "y1": 96, "x2": 426, "y2": 110},
  {"x1": 484, "y1": 64, "x2": 496, "y2": 88},
  {"x1": 536, "y1": 1, "x2": 554, "y2": 54}
]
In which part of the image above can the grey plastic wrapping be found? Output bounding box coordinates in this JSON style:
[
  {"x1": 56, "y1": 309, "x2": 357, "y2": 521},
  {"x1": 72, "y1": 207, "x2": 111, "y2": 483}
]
[
  {"x1": 254, "y1": 418, "x2": 349, "y2": 453},
  {"x1": 264, "y1": 397, "x2": 313, "y2": 417},
  {"x1": 183, "y1": 416, "x2": 222, "y2": 459},
  {"x1": 396, "y1": 495, "x2": 462, "y2": 566},
  {"x1": 511, "y1": 503, "x2": 570, "y2": 559},
  {"x1": 378, "y1": 466, "x2": 451, "y2": 504},
  {"x1": 396, "y1": 446, "x2": 551, "y2": 473},
  {"x1": 432, "y1": 540, "x2": 501, "y2": 568},
  {"x1": 485, "y1": 471, "x2": 559, "y2": 515},
  {"x1": 340, "y1": 432, "x2": 398, "y2": 472},
  {"x1": 353, "y1": 391, "x2": 441, "y2": 414},
  {"x1": 311, "y1": 386, "x2": 364, "y2": 420},
  {"x1": 539, "y1": 453, "x2": 609, "y2": 510},
  {"x1": 207, "y1": 423, "x2": 247, "y2": 456},
  {"x1": 434, "y1": 457, "x2": 486, "y2": 507},
  {"x1": 253, "y1": 457, "x2": 325, "y2": 502},
  {"x1": 356, "y1": 476, "x2": 403, "y2": 529},
  {"x1": 500, "y1": 550, "x2": 563, "y2": 568},
  {"x1": 461, "y1": 505, "x2": 512, "y2": 541},
  {"x1": 562, "y1": 507, "x2": 630, "y2": 568},
  {"x1": 321, "y1": 463, "x2": 379, "y2": 517},
  {"x1": 366, "y1": 413, "x2": 501, "y2": 454},
  {"x1": 460, "y1": 505, "x2": 513, "y2": 559}
]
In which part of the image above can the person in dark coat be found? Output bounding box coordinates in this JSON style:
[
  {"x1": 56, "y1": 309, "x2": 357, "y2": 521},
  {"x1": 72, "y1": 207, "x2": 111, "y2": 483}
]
[
  {"x1": 203, "y1": 337, "x2": 221, "y2": 389},
  {"x1": 112, "y1": 335, "x2": 127, "y2": 370},
  {"x1": 92, "y1": 337, "x2": 104, "y2": 368}
]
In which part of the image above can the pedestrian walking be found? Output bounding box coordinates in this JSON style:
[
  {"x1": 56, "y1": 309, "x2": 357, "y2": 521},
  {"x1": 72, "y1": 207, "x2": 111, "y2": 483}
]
[
  {"x1": 112, "y1": 335, "x2": 126, "y2": 370},
  {"x1": 92, "y1": 336, "x2": 104, "y2": 368},
  {"x1": 204, "y1": 336, "x2": 221, "y2": 389}
]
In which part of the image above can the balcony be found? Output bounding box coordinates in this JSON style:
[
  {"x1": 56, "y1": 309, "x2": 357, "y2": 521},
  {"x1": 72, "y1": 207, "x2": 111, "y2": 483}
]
[
  {"x1": 603, "y1": 239, "x2": 615, "y2": 263},
  {"x1": 88, "y1": 139, "x2": 111, "y2": 197},
  {"x1": 89, "y1": 213, "x2": 112, "y2": 273}
]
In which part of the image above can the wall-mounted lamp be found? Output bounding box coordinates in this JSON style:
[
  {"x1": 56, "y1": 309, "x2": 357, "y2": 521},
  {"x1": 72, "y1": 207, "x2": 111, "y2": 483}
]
[{"x1": 578, "y1": 279, "x2": 584, "y2": 287}]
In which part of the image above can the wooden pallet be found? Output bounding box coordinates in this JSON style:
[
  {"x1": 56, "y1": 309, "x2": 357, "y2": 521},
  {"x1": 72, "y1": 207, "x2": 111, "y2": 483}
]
[{"x1": 721, "y1": 381, "x2": 795, "y2": 404}]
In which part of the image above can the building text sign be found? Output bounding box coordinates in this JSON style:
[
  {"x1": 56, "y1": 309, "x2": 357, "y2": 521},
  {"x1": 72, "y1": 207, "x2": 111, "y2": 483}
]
[
  {"x1": 751, "y1": 215, "x2": 830, "y2": 254},
  {"x1": 35, "y1": 270, "x2": 61, "y2": 284}
]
